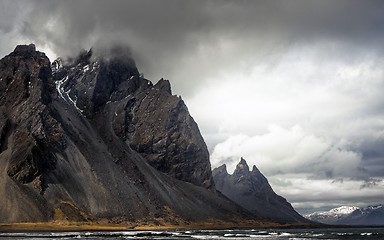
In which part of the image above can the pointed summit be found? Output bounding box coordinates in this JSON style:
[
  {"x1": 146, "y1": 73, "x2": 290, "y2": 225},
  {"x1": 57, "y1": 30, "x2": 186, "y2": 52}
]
[
  {"x1": 233, "y1": 157, "x2": 250, "y2": 176},
  {"x1": 216, "y1": 164, "x2": 228, "y2": 173},
  {"x1": 251, "y1": 165, "x2": 262, "y2": 174},
  {"x1": 212, "y1": 164, "x2": 228, "y2": 177},
  {"x1": 154, "y1": 78, "x2": 172, "y2": 95}
]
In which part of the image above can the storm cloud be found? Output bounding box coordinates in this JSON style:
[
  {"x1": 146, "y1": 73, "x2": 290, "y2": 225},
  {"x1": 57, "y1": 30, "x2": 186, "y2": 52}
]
[
  {"x1": 3, "y1": 0, "x2": 384, "y2": 94},
  {"x1": 1, "y1": 0, "x2": 384, "y2": 212}
]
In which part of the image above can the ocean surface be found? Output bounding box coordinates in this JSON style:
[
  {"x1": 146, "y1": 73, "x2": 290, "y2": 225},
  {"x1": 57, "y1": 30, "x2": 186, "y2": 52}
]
[{"x1": 0, "y1": 228, "x2": 383, "y2": 239}]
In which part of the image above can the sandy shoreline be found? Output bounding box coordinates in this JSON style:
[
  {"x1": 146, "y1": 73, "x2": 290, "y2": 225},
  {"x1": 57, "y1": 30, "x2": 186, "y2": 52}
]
[{"x1": 0, "y1": 220, "x2": 309, "y2": 232}]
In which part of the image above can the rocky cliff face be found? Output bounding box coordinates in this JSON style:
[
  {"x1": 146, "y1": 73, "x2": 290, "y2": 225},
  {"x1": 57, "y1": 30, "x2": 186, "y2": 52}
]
[
  {"x1": 124, "y1": 80, "x2": 214, "y2": 189},
  {"x1": 0, "y1": 44, "x2": 61, "y2": 191},
  {"x1": 52, "y1": 47, "x2": 214, "y2": 189},
  {"x1": 213, "y1": 158, "x2": 310, "y2": 223},
  {"x1": 0, "y1": 44, "x2": 249, "y2": 224}
]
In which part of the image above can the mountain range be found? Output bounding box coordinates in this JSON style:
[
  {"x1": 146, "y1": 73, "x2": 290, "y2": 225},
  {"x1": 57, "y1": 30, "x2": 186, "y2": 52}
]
[
  {"x1": 305, "y1": 205, "x2": 384, "y2": 225},
  {"x1": 0, "y1": 44, "x2": 309, "y2": 228}
]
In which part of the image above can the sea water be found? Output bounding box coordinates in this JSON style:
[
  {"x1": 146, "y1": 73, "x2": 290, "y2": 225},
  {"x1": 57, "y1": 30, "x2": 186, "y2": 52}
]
[{"x1": 0, "y1": 228, "x2": 383, "y2": 239}]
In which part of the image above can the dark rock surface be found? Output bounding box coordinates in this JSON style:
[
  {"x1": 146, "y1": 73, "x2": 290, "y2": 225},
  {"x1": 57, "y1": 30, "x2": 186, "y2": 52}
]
[
  {"x1": 124, "y1": 79, "x2": 214, "y2": 189},
  {"x1": 0, "y1": 44, "x2": 251, "y2": 224},
  {"x1": 213, "y1": 158, "x2": 310, "y2": 223},
  {"x1": 52, "y1": 48, "x2": 214, "y2": 189}
]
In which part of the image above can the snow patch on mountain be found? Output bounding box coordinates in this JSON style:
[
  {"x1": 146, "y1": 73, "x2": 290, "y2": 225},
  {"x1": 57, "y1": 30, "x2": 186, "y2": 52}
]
[{"x1": 305, "y1": 205, "x2": 384, "y2": 225}]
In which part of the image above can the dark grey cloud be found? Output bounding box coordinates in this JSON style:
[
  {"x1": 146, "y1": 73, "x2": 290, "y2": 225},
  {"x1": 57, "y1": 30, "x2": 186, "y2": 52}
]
[
  {"x1": 0, "y1": 1, "x2": 22, "y2": 33},
  {"x1": 2, "y1": 0, "x2": 384, "y2": 95}
]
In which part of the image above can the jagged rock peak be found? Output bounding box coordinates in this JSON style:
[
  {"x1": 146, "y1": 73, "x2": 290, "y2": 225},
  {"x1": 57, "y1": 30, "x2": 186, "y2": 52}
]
[
  {"x1": 53, "y1": 45, "x2": 137, "y2": 77},
  {"x1": 252, "y1": 165, "x2": 261, "y2": 174},
  {"x1": 212, "y1": 157, "x2": 310, "y2": 223},
  {"x1": 7, "y1": 44, "x2": 49, "y2": 65},
  {"x1": 213, "y1": 164, "x2": 228, "y2": 175},
  {"x1": 217, "y1": 164, "x2": 228, "y2": 172},
  {"x1": 13, "y1": 44, "x2": 36, "y2": 55},
  {"x1": 51, "y1": 46, "x2": 142, "y2": 116},
  {"x1": 61, "y1": 48, "x2": 94, "y2": 68},
  {"x1": 233, "y1": 157, "x2": 250, "y2": 176},
  {"x1": 154, "y1": 78, "x2": 172, "y2": 95},
  {"x1": 0, "y1": 44, "x2": 56, "y2": 105}
]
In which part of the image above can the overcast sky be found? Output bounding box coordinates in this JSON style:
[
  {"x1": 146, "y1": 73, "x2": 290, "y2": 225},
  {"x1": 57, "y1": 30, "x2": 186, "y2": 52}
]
[{"x1": 1, "y1": 0, "x2": 384, "y2": 214}]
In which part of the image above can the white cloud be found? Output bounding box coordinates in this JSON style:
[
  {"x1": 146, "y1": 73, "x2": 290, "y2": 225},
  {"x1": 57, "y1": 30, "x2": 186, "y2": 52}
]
[
  {"x1": 210, "y1": 124, "x2": 362, "y2": 178},
  {"x1": 187, "y1": 42, "x2": 384, "y2": 139},
  {"x1": 276, "y1": 176, "x2": 384, "y2": 213}
]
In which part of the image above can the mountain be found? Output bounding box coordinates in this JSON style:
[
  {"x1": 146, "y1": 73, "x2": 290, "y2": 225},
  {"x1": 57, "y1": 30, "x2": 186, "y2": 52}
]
[
  {"x1": 212, "y1": 158, "x2": 310, "y2": 223},
  {"x1": 305, "y1": 205, "x2": 384, "y2": 225},
  {"x1": 0, "y1": 44, "x2": 261, "y2": 226},
  {"x1": 305, "y1": 206, "x2": 358, "y2": 224},
  {"x1": 51, "y1": 46, "x2": 214, "y2": 189}
]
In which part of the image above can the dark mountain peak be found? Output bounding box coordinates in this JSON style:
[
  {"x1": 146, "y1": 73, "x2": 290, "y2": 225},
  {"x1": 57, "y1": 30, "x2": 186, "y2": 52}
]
[
  {"x1": 91, "y1": 44, "x2": 136, "y2": 69},
  {"x1": 212, "y1": 164, "x2": 228, "y2": 175},
  {"x1": 0, "y1": 44, "x2": 55, "y2": 105},
  {"x1": 52, "y1": 47, "x2": 141, "y2": 116},
  {"x1": 55, "y1": 46, "x2": 136, "y2": 76},
  {"x1": 219, "y1": 164, "x2": 228, "y2": 172},
  {"x1": 7, "y1": 44, "x2": 48, "y2": 65},
  {"x1": 213, "y1": 157, "x2": 310, "y2": 223},
  {"x1": 13, "y1": 44, "x2": 36, "y2": 55},
  {"x1": 154, "y1": 78, "x2": 172, "y2": 95},
  {"x1": 251, "y1": 165, "x2": 262, "y2": 174},
  {"x1": 234, "y1": 157, "x2": 250, "y2": 176},
  {"x1": 73, "y1": 48, "x2": 93, "y2": 67}
]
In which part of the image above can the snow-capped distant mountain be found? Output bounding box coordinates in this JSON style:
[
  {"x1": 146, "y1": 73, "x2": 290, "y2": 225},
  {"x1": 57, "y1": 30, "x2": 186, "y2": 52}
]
[
  {"x1": 328, "y1": 206, "x2": 359, "y2": 216},
  {"x1": 306, "y1": 205, "x2": 384, "y2": 225},
  {"x1": 305, "y1": 206, "x2": 358, "y2": 224}
]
